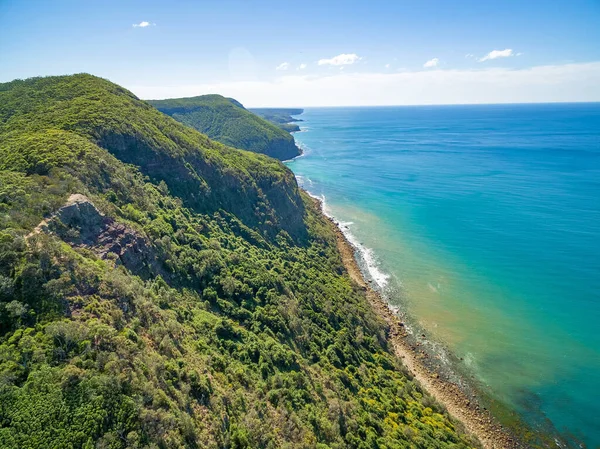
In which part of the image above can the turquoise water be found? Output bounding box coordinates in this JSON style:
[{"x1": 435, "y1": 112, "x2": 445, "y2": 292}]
[{"x1": 286, "y1": 104, "x2": 600, "y2": 448}]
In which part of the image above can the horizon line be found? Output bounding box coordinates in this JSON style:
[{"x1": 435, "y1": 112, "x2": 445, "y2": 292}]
[{"x1": 242, "y1": 100, "x2": 600, "y2": 109}]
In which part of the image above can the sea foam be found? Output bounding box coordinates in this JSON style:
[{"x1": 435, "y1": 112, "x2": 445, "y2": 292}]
[{"x1": 303, "y1": 188, "x2": 390, "y2": 290}]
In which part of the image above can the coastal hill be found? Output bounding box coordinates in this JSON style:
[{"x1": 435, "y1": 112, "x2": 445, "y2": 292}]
[
  {"x1": 0, "y1": 74, "x2": 475, "y2": 448},
  {"x1": 148, "y1": 94, "x2": 301, "y2": 161},
  {"x1": 250, "y1": 108, "x2": 305, "y2": 133}
]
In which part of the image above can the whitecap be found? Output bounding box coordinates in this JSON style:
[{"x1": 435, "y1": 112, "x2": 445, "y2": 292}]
[{"x1": 307, "y1": 192, "x2": 391, "y2": 290}]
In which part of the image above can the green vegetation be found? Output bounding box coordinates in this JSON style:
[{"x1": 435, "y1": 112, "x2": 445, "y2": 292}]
[
  {"x1": 149, "y1": 95, "x2": 301, "y2": 161},
  {"x1": 0, "y1": 74, "x2": 477, "y2": 449},
  {"x1": 250, "y1": 108, "x2": 304, "y2": 133}
]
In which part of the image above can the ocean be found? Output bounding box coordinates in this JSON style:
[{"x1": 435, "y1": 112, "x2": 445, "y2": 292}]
[{"x1": 285, "y1": 104, "x2": 600, "y2": 448}]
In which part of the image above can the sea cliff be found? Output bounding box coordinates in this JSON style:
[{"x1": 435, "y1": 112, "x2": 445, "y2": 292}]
[{"x1": 0, "y1": 74, "x2": 478, "y2": 448}]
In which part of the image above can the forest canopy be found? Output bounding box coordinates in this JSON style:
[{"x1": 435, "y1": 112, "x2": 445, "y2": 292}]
[{"x1": 0, "y1": 74, "x2": 476, "y2": 449}]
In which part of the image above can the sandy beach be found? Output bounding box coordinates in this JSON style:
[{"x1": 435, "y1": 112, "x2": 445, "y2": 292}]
[{"x1": 320, "y1": 204, "x2": 527, "y2": 449}]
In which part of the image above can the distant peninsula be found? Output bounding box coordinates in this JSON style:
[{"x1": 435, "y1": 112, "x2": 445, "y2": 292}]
[
  {"x1": 148, "y1": 95, "x2": 302, "y2": 161},
  {"x1": 250, "y1": 108, "x2": 305, "y2": 133}
]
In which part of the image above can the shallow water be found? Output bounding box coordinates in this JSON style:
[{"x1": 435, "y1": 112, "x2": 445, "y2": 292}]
[{"x1": 286, "y1": 104, "x2": 600, "y2": 447}]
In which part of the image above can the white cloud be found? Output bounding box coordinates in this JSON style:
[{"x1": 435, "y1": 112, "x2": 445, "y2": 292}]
[
  {"x1": 465, "y1": 53, "x2": 474, "y2": 58},
  {"x1": 298, "y1": 63, "x2": 307, "y2": 70},
  {"x1": 479, "y1": 49, "x2": 513, "y2": 62},
  {"x1": 517, "y1": 52, "x2": 523, "y2": 56},
  {"x1": 423, "y1": 58, "x2": 439, "y2": 68},
  {"x1": 133, "y1": 62, "x2": 600, "y2": 107},
  {"x1": 318, "y1": 53, "x2": 361, "y2": 66},
  {"x1": 133, "y1": 21, "x2": 151, "y2": 28},
  {"x1": 385, "y1": 64, "x2": 391, "y2": 69},
  {"x1": 276, "y1": 62, "x2": 290, "y2": 71}
]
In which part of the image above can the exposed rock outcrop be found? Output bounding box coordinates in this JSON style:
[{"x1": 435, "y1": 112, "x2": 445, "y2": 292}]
[{"x1": 33, "y1": 194, "x2": 164, "y2": 279}]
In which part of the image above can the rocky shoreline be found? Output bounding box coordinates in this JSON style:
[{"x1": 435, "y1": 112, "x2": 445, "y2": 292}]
[{"x1": 318, "y1": 200, "x2": 528, "y2": 449}]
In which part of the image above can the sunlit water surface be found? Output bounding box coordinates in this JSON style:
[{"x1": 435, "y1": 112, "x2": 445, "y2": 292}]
[{"x1": 286, "y1": 104, "x2": 600, "y2": 447}]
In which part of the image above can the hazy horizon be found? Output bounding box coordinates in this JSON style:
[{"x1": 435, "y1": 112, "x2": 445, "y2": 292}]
[{"x1": 2, "y1": 0, "x2": 599, "y2": 107}]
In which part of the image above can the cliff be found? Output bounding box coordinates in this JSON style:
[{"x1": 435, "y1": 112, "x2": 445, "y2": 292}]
[{"x1": 0, "y1": 74, "x2": 476, "y2": 449}]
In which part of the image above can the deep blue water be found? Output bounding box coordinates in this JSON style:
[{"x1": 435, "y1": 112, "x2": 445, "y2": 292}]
[{"x1": 286, "y1": 104, "x2": 600, "y2": 447}]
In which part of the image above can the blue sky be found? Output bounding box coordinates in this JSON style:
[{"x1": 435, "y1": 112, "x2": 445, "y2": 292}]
[{"x1": 1, "y1": 0, "x2": 600, "y2": 106}]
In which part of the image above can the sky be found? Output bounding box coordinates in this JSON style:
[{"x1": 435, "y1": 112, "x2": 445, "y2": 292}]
[{"x1": 1, "y1": 0, "x2": 600, "y2": 106}]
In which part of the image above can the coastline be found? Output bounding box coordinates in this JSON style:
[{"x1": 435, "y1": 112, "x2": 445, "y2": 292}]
[{"x1": 311, "y1": 195, "x2": 526, "y2": 449}]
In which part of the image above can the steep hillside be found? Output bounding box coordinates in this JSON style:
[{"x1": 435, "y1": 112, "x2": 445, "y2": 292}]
[
  {"x1": 0, "y1": 76, "x2": 305, "y2": 242},
  {"x1": 149, "y1": 95, "x2": 301, "y2": 161},
  {"x1": 0, "y1": 74, "x2": 476, "y2": 449}
]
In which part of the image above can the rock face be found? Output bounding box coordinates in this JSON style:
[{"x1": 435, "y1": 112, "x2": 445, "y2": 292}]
[
  {"x1": 96, "y1": 129, "x2": 307, "y2": 243},
  {"x1": 40, "y1": 194, "x2": 163, "y2": 279},
  {"x1": 51, "y1": 194, "x2": 105, "y2": 242}
]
